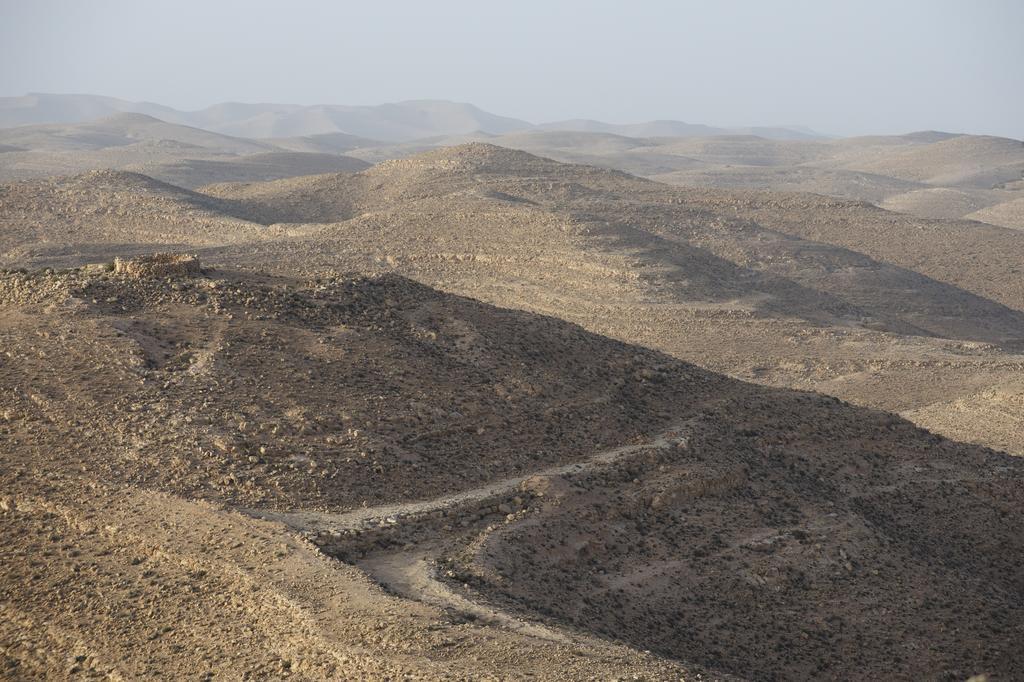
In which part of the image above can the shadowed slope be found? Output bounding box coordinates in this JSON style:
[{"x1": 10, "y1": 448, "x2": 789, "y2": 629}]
[
  {"x1": 125, "y1": 151, "x2": 370, "y2": 189},
  {"x1": 2, "y1": 263, "x2": 1020, "y2": 680},
  {"x1": 201, "y1": 144, "x2": 1024, "y2": 345},
  {"x1": 4, "y1": 144, "x2": 1024, "y2": 457},
  {"x1": 679, "y1": 188, "x2": 1024, "y2": 314}
]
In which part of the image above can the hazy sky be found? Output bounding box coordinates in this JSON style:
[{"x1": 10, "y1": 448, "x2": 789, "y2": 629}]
[{"x1": 1, "y1": 0, "x2": 1021, "y2": 137}]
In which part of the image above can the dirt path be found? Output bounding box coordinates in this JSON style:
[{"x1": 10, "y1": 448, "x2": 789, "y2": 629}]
[
  {"x1": 243, "y1": 424, "x2": 690, "y2": 646},
  {"x1": 360, "y1": 544, "x2": 571, "y2": 643},
  {"x1": 247, "y1": 424, "x2": 688, "y2": 534},
  {"x1": 4, "y1": 479, "x2": 698, "y2": 680}
]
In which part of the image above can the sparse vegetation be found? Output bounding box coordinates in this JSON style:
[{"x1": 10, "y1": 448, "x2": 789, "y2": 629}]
[{"x1": 2, "y1": 121, "x2": 1023, "y2": 680}]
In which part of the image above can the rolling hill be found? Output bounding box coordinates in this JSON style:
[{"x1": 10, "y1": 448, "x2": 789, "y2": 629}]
[
  {"x1": 4, "y1": 58, "x2": 1024, "y2": 682},
  {"x1": 8, "y1": 98, "x2": 1019, "y2": 232},
  {"x1": 122, "y1": 151, "x2": 370, "y2": 189},
  {"x1": 324, "y1": 126, "x2": 1024, "y2": 230},
  {"x1": 0, "y1": 169, "x2": 264, "y2": 263},
  {"x1": 199, "y1": 144, "x2": 1024, "y2": 343},
  {"x1": 8, "y1": 142, "x2": 1018, "y2": 461},
  {"x1": 0, "y1": 112, "x2": 274, "y2": 154},
  {"x1": 0, "y1": 113, "x2": 370, "y2": 186},
  {"x1": 2, "y1": 259, "x2": 1021, "y2": 679}
]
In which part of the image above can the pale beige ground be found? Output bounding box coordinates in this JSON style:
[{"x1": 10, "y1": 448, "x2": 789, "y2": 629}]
[{"x1": 3, "y1": 142, "x2": 1024, "y2": 680}]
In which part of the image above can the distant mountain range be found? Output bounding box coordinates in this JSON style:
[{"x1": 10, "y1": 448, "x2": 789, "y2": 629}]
[
  {"x1": 0, "y1": 93, "x2": 822, "y2": 142},
  {"x1": 535, "y1": 118, "x2": 820, "y2": 140}
]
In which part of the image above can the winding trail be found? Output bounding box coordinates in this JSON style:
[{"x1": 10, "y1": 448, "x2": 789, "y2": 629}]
[
  {"x1": 246, "y1": 424, "x2": 689, "y2": 534},
  {"x1": 244, "y1": 424, "x2": 691, "y2": 641}
]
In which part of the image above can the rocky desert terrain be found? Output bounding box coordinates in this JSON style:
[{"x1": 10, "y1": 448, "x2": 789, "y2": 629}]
[
  {"x1": 389, "y1": 130, "x2": 1024, "y2": 232},
  {"x1": 2, "y1": 110, "x2": 1024, "y2": 681}
]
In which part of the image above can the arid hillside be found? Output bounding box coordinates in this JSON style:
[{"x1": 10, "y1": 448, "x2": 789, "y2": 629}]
[
  {"x1": 0, "y1": 113, "x2": 274, "y2": 154},
  {"x1": 0, "y1": 262, "x2": 718, "y2": 679},
  {"x1": 0, "y1": 264, "x2": 723, "y2": 510},
  {"x1": 662, "y1": 188, "x2": 1024, "y2": 314},
  {"x1": 2, "y1": 260, "x2": 1021, "y2": 680},
  {"x1": 1, "y1": 5, "x2": 1020, "y2": 673},
  {"x1": 201, "y1": 145, "x2": 1024, "y2": 340},
  {"x1": 3, "y1": 144, "x2": 1024, "y2": 462},
  {"x1": 0, "y1": 114, "x2": 370, "y2": 186},
  {"x1": 193, "y1": 145, "x2": 1024, "y2": 454},
  {"x1": 352, "y1": 130, "x2": 1024, "y2": 230},
  {"x1": 0, "y1": 169, "x2": 266, "y2": 262},
  {"x1": 123, "y1": 152, "x2": 370, "y2": 189},
  {"x1": 5, "y1": 109, "x2": 1019, "y2": 230},
  {"x1": 966, "y1": 195, "x2": 1024, "y2": 230}
]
